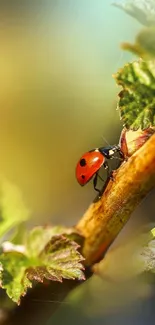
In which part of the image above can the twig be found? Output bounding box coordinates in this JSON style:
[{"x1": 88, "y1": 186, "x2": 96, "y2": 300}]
[{"x1": 76, "y1": 133, "x2": 155, "y2": 266}]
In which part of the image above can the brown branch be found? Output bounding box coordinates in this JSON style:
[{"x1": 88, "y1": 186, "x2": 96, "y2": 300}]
[{"x1": 76, "y1": 133, "x2": 155, "y2": 266}]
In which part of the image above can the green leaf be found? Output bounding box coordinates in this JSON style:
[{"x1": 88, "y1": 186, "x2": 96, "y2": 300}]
[
  {"x1": 0, "y1": 178, "x2": 30, "y2": 239},
  {"x1": 0, "y1": 252, "x2": 32, "y2": 304},
  {"x1": 25, "y1": 225, "x2": 84, "y2": 257},
  {"x1": 121, "y1": 27, "x2": 155, "y2": 60},
  {"x1": 27, "y1": 235, "x2": 85, "y2": 282},
  {"x1": 113, "y1": 0, "x2": 155, "y2": 27},
  {"x1": 0, "y1": 227, "x2": 85, "y2": 304},
  {"x1": 114, "y1": 59, "x2": 155, "y2": 130}
]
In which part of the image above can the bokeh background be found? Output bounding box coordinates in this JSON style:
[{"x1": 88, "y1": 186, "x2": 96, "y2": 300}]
[
  {"x1": 1, "y1": 1, "x2": 155, "y2": 325},
  {"x1": 0, "y1": 0, "x2": 140, "y2": 224}
]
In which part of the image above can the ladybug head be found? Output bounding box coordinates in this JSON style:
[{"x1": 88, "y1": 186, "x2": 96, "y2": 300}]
[{"x1": 76, "y1": 150, "x2": 105, "y2": 186}]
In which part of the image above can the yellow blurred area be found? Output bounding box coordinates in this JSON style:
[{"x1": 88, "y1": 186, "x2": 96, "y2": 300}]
[
  {"x1": 1, "y1": 3, "x2": 155, "y2": 325},
  {"x1": 0, "y1": 1, "x2": 139, "y2": 224}
]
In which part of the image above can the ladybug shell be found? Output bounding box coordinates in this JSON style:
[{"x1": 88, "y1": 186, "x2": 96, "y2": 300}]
[
  {"x1": 119, "y1": 127, "x2": 155, "y2": 157},
  {"x1": 76, "y1": 150, "x2": 105, "y2": 186}
]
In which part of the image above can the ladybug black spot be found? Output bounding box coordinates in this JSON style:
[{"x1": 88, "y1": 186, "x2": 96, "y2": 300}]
[
  {"x1": 80, "y1": 158, "x2": 86, "y2": 167},
  {"x1": 81, "y1": 175, "x2": 85, "y2": 179}
]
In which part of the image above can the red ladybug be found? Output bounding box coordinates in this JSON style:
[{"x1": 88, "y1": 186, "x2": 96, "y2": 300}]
[{"x1": 76, "y1": 145, "x2": 124, "y2": 195}]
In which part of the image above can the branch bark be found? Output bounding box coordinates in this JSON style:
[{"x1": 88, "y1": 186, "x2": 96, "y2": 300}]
[{"x1": 76, "y1": 133, "x2": 155, "y2": 266}]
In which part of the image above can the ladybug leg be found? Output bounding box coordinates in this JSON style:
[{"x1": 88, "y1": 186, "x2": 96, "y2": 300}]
[
  {"x1": 103, "y1": 161, "x2": 110, "y2": 175},
  {"x1": 93, "y1": 174, "x2": 102, "y2": 195},
  {"x1": 104, "y1": 161, "x2": 114, "y2": 182},
  {"x1": 116, "y1": 148, "x2": 124, "y2": 161},
  {"x1": 109, "y1": 171, "x2": 114, "y2": 181}
]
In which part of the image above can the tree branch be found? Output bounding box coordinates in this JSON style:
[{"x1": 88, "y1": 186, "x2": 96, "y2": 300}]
[{"x1": 76, "y1": 133, "x2": 155, "y2": 266}]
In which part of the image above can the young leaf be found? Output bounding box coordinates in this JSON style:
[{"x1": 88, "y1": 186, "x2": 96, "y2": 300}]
[
  {"x1": 121, "y1": 27, "x2": 155, "y2": 60},
  {"x1": 0, "y1": 252, "x2": 32, "y2": 304},
  {"x1": 25, "y1": 225, "x2": 83, "y2": 257},
  {"x1": 0, "y1": 228, "x2": 85, "y2": 304},
  {"x1": 113, "y1": 0, "x2": 155, "y2": 27},
  {"x1": 27, "y1": 235, "x2": 85, "y2": 283},
  {"x1": 114, "y1": 59, "x2": 155, "y2": 130}
]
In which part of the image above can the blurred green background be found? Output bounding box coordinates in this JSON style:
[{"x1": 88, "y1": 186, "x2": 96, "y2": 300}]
[
  {"x1": 0, "y1": 0, "x2": 140, "y2": 225},
  {"x1": 1, "y1": 2, "x2": 155, "y2": 325}
]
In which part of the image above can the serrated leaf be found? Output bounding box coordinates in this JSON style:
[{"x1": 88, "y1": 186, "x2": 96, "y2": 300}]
[
  {"x1": 27, "y1": 235, "x2": 85, "y2": 283},
  {"x1": 0, "y1": 178, "x2": 30, "y2": 239},
  {"x1": 25, "y1": 226, "x2": 57, "y2": 257},
  {"x1": 114, "y1": 59, "x2": 155, "y2": 130},
  {"x1": 25, "y1": 225, "x2": 83, "y2": 257},
  {"x1": 0, "y1": 228, "x2": 85, "y2": 304},
  {"x1": 113, "y1": 0, "x2": 155, "y2": 27},
  {"x1": 0, "y1": 252, "x2": 32, "y2": 304},
  {"x1": 121, "y1": 27, "x2": 155, "y2": 60},
  {"x1": 42, "y1": 236, "x2": 85, "y2": 280}
]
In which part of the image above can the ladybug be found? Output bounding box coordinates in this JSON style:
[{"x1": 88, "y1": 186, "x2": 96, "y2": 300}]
[{"x1": 76, "y1": 145, "x2": 124, "y2": 195}]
